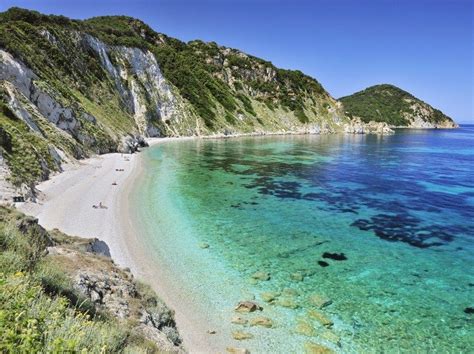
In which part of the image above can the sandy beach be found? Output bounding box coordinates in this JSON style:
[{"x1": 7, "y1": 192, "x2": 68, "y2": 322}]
[{"x1": 17, "y1": 136, "x2": 237, "y2": 353}]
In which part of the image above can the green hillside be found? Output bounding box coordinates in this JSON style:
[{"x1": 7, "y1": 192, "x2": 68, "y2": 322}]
[
  {"x1": 339, "y1": 84, "x2": 456, "y2": 127},
  {"x1": 0, "y1": 7, "x2": 345, "y2": 187}
]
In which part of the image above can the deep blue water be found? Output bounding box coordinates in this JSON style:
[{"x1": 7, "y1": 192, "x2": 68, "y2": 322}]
[{"x1": 138, "y1": 126, "x2": 474, "y2": 352}]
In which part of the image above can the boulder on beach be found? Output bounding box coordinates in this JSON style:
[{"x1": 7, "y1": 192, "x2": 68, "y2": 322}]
[
  {"x1": 309, "y1": 294, "x2": 332, "y2": 309},
  {"x1": 235, "y1": 301, "x2": 262, "y2": 313},
  {"x1": 232, "y1": 331, "x2": 254, "y2": 340},
  {"x1": 250, "y1": 316, "x2": 273, "y2": 328}
]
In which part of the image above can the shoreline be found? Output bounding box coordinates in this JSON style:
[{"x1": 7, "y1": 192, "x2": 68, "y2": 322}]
[
  {"x1": 16, "y1": 136, "x2": 243, "y2": 352},
  {"x1": 10, "y1": 130, "x2": 444, "y2": 352}
]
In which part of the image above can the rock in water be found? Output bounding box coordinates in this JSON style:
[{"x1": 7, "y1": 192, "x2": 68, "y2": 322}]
[
  {"x1": 309, "y1": 294, "x2": 332, "y2": 309},
  {"x1": 277, "y1": 297, "x2": 299, "y2": 309},
  {"x1": 304, "y1": 342, "x2": 335, "y2": 354},
  {"x1": 234, "y1": 301, "x2": 262, "y2": 313},
  {"x1": 250, "y1": 316, "x2": 273, "y2": 328},
  {"x1": 251, "y1": 271, "x2": 270, "y2": 281},
  {"x1": 227, "y1": 347, "x2": 250, "y2": 354},
  {"x1": 290, "y1": 272, "x2": 305, "y2": 282},
  {"x1": 282, "y1": 288, "x2": 299, "y2": 297},
  {"x1": 231, "y1": 316, "x2": 248, "y2": 325},
  {"x1": 296, "y1": 319, "x2": 316, "y2": 336},
  {"x1": 318, "y1": 329, "x2": 341, "y2": 345},
  {"x1": 260, "y1": 291, "x2": 278, "y2": 303},
  {"x1": 322, "y1": 252, "x2": 347, "y2": 261},
  {"x1": 308, "y1": 309, "x2": 333, "y2": 327},
  {"x1": 232, "y1": 331, "x2": 254, "y2": 340}
]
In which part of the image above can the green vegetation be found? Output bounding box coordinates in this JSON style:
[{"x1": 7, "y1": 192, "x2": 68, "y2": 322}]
[
  {"x1": 0, "y1": 7, "x2": 337, "y2": 132},
  {"x1": 0, "y1": 7, "x2": 344, "y2": 186},
  {"x1": 0, "y1": 206, "x2": 179, "y2": 352},
  {"x1": 339, "y1": 84, "x2": 454, "y2": 126},
  {"x1": 0, "y1": 207, "x2": 123, "y2": 352},
  {"x1": 0, "y1": 102, "x2": 61, "y2": 186},
  {"x1": 81, "y1": 13, "x2": 331, "y2": 128}
]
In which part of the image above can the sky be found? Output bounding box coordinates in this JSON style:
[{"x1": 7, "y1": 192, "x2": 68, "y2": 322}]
[{"x1": 1, "y1": 0, "x2": 473, "y2": 122}]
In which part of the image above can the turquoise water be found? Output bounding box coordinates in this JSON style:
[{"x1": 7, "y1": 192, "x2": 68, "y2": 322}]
[{"x1": 136, "y1": 127, "x2": 474, "y2": 353}]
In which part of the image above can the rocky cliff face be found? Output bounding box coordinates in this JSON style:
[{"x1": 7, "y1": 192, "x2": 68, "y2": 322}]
[
  {"x1": 0, "y1": 8, "x2": 402, "y2": 195},
  {"x1": 339, "y1": 84, "x2": 457, "y2": 128},
  {"x1": 47, "y1": 241, "x2": 183, "y2": 352}
]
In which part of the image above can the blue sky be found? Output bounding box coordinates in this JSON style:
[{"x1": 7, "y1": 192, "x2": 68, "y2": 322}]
[{"x1": 1, "y1": 0, "x2": 473, "y2": 122}]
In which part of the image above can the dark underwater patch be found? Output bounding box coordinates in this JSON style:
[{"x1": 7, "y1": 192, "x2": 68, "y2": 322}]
[
  {"x1": 464, "y1": 307, "x2": 474, "y2": 314},
  {"x1": 318, "y1": 261, "x2": 329, "y2": 267},
  {"x1": 351, "y1": 213, "x2": 456, "y2": 248},
  {"x1": 322, "y1": 252, "x2": 347, "y2": 261}
]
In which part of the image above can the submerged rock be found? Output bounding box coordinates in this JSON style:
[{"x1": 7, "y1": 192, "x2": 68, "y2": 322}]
[
  {"x1": 235, "y1": 301, "x2": 262, "y2": 313},
  {"x1": 304, "y1": 342, "x2": 335, "y2": 354},
  {"x1": 318, "y1": 330, "x2": 341, "y2": 345},
  {"x1": 464, "y1": 307, "x2": 474, "y2": 314},
  {"x1": 260, "y1": 291, "x2": 279, "y2": 303},
  {"x1": 232, "y1": 331, "x2": 254, "y2": 340},
  {"x1": 277, "y1": 297, "x2": 299, "y2": 309},
  {"x1": 198, "y1": 242, "x2": 210, "y2": 249},
  {"x1": 309, "y1": 294, "x2": 332, "y2": 309},
  {"x1": 296, "y1": 319, "x2": 316, "y2": 336},
  {"x1": 250, "y1": 316, "x2": 273, "y2": 328},
  {"x1": 308, "y1": 310, "x2": 333, "y2": 327},
  {"x1": 290, "y1": 272, "x2": 305, "y2": 282},
  {"x1": 282, "y1": 288, "x2": 299, "y2": 297},
  {"x1": 226, "y1": 348, "x2": 250, "y2": 354},
  {"x1": 322, "y1": 252, "x2": 347, "y2": 261},
  {"x1": 251, "y1": 271, "x2": 271, "y2": 281},
  {"x1": 318, "y1": 261, "x2": 329, "y2": 267},
  {"x1": 231, "y1": 316, "x2": 248, "y2": 325}
]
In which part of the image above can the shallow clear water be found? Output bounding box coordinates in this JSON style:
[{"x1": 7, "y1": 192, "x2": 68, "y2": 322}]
[{"x1": 136, "y1": 127, "x2": 474, "y2": 352}]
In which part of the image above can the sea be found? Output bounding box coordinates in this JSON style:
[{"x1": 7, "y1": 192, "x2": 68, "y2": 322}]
[{"x1": 133, "y1": 126, "x2": 473, "y2": 353}]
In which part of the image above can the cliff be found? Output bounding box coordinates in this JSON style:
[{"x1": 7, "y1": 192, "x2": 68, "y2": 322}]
[{"x1": 0, "y1": 7, "x2": 354, "y2": 191}]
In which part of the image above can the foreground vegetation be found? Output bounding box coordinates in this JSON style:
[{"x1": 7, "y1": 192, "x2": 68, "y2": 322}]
[{"x1": 0, "y1": 206, "x2": 180, "y2": 352}]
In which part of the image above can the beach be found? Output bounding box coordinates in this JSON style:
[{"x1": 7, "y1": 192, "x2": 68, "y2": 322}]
[{"x1": 17, "y1": 137, "x2": 231, "y2": 353}]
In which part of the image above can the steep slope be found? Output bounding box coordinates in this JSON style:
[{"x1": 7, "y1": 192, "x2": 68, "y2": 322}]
[
  {"x1": 339, "y1": 84, "x2": 457, "y2": 128},
  {"x1": 0, "y1": 7, "x2": 350, "y2": 191},
  {"x1": 0, "y1": 206, "x2": 183, "y2": 352}
]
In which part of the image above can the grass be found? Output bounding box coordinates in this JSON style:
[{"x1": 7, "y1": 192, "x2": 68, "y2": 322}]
[
  {"x1": 0, "y1": 206, "x2": 180, "y2": 352},
  {"x1": 0, "y1": 103, "x2": 60, "y2": 186},
  {"x1": 0, "y1": 207, "x2": 125, "y2": 352}
]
